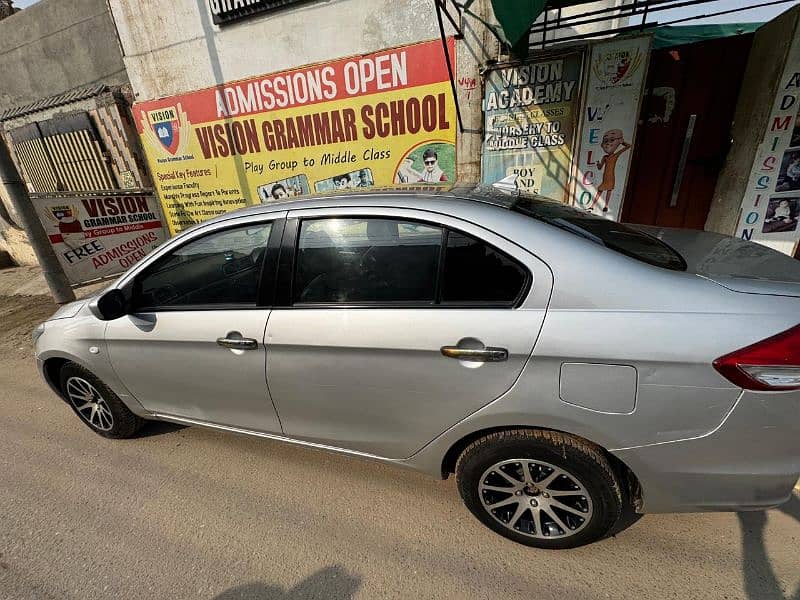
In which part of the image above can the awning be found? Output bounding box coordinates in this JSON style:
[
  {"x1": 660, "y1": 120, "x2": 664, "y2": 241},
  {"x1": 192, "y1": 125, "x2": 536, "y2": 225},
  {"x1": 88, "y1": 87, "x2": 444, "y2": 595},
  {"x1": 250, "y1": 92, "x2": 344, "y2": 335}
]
[
  {"x1": 651, "y1": 23, "x2": 763, "y2": 49},
  {"x1": 467, "y1": 0, "x2": 792, "y2": 48}
]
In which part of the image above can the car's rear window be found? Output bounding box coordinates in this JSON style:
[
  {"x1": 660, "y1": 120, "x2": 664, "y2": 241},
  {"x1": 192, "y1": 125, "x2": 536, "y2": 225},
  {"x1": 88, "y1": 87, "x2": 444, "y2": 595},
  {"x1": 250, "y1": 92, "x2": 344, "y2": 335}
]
[{"x1": 509, "y1": 195, "x2": 687, "y2": 271}]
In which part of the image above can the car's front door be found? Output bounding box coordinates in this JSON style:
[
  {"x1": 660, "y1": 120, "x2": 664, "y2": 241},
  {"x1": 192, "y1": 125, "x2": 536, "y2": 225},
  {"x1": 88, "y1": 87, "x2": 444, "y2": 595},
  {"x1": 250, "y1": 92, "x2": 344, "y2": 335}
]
[
  {"x1": 264, "y1": 207, "x2": 553, "y2": 459},
  {"x1": 105, "y1": 215, "x2": 284, "y2": 433}
]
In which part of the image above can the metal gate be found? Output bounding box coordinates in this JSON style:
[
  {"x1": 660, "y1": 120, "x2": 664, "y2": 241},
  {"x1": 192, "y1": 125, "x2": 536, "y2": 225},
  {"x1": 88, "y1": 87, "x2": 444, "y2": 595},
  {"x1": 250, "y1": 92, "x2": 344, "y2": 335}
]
[{"x1": 9, "y1": 112, "x2": 116, "y2": 193}]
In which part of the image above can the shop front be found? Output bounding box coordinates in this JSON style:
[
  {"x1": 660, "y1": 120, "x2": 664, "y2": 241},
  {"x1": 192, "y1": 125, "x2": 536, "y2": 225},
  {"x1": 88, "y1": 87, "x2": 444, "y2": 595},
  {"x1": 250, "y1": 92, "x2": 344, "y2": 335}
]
[{"x1": 473, "y1": 0, "x2": 800, "y2": 258}]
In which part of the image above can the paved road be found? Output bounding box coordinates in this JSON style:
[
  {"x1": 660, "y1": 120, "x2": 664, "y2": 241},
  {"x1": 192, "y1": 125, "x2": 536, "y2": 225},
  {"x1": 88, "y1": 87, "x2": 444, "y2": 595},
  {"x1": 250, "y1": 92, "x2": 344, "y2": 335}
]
[{"x1": 1, "y1": 347, "x2": 799, "y2": 599}]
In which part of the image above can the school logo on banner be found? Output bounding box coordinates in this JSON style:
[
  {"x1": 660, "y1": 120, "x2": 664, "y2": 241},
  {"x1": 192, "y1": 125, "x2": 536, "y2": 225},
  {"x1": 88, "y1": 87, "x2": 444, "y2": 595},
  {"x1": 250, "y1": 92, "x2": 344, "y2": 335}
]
[
  {"x1": 140, "y1": 104, "x2": 191, "y2": 157},
  {"x1": 592, "y1": 47, "x2": 644, "y2": 88},
  {"x1": 152, "y1": 108, "x2": 180, "y2": 153}
]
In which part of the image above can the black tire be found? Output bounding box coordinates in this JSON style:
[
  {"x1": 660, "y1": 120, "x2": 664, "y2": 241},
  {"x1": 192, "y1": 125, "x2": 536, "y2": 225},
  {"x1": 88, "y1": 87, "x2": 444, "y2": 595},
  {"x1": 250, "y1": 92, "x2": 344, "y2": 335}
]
[
  {"x1": 59, "y1": 362, "x2": 144, "y2": 439},
  {"x1": 456, "y1": 429, "x2": 622, "y2": 549}
]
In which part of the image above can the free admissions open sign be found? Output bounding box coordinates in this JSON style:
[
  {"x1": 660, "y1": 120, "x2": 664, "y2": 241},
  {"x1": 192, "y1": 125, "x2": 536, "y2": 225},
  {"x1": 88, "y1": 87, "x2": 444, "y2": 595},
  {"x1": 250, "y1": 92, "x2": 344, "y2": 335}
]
[
  {"x1": 33, "y1": 192, "x2": 167, "y2": 285},
  {"x1": 133, "y1": 38, "x2": 458, "y2": 236}
]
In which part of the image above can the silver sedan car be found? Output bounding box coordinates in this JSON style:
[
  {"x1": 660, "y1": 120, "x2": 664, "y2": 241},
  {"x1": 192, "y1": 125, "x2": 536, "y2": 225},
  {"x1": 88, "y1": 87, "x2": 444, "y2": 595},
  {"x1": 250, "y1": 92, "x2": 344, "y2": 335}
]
[{"x1": 34, "y1": 188, "x2": 800, "y2": 549}]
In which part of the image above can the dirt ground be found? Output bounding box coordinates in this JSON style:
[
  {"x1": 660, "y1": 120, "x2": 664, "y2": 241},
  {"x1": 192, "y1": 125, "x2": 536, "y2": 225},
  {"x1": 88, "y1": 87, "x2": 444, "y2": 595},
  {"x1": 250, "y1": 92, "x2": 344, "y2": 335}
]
[
  {"x1": 0, "y1": 294, "x2": 57, "y2": 357},
  {"x1": 0, "y1": 266, "x2": 106, "y2": 357}
]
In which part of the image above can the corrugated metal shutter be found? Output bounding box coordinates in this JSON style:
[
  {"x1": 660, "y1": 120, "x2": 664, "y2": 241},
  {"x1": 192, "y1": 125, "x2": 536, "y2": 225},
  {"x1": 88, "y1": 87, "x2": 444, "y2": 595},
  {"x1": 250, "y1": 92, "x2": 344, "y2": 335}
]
[
  {"x1": 9, "y1": 113, "x2": 117, "y2": 193},
  {"x1": 8, "y1": 124, "x2": 59, "y2": 193}
]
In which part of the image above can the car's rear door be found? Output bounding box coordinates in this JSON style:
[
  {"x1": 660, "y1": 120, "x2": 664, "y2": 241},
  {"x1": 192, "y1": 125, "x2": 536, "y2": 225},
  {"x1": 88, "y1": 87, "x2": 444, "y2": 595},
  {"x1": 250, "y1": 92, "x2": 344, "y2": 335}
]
[
  {"x1": 105, "y1": 213, "x2": 285, "y2": 433},
  {"x1": 264, "y1": 206, "x2": 553, "y2": 459}
]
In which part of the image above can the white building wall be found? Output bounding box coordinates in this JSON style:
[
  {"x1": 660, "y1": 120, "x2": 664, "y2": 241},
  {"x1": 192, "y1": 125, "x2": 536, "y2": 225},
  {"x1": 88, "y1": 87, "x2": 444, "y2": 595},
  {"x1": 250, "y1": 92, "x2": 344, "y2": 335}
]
[
  {"x1": 108, "y1": 0, "x2": 499, "y2": 181},
  {"x1": 111, "y1": 0, "x2": 457, "y2": 100}
]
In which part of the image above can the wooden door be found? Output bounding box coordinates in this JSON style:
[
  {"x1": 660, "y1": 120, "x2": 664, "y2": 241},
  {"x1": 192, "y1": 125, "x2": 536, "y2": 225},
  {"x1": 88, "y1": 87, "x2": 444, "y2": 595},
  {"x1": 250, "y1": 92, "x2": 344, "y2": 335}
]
[{"x1": 622, "y1": 35, "x2": 753, "y2": 229}]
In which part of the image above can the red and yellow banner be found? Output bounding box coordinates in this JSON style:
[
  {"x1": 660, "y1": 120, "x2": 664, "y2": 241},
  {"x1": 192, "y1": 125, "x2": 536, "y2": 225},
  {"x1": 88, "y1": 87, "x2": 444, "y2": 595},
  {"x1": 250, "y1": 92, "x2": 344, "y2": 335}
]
[{"x1": 134, "y1": 38, "x2": 457, "y2": 235}]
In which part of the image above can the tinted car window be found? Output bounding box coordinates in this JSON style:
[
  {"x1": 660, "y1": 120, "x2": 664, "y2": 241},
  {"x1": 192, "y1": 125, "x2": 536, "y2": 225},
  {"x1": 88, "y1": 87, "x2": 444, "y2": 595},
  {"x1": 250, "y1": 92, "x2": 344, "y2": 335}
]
[
  {"x1": 134, "y1": 223, "x2": 272, "y2": 308},
  {"x1": 507, "y1": 195, "x2": 686, "y2": 271},
  {"x1": 294, "y1": 218, "x2": 441, "y2": 303},
  {"x1": 442, "y1": 231, "x2": 526, "y2": 303}
]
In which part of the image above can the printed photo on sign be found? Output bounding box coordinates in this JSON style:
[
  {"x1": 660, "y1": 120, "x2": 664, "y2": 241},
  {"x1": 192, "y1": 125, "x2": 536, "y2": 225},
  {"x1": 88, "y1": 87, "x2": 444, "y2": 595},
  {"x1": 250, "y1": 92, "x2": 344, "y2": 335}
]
[
  {"x1": 258, "y1": 175, "x2": 310, "y2": 202},
  {"x1": 314, "y1": 168, "x2": 375, "y2": 192},
  {"x1": 394, "y1": 143, "x2": 454, "y2": 184},
  {"x1": 776, "y1": 148, "x2": 800, "y2": 192},
  {"x1": 762, "y1": 196, "x2": 799, "y2": 234}
]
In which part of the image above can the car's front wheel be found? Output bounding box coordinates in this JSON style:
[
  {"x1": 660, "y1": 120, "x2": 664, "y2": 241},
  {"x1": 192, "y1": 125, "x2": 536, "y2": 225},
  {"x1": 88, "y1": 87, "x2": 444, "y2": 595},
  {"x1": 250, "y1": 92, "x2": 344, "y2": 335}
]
[
  {"x1": 59, "y1": 362, "x2": 144, "y2": 439},
  {"x1": 456, "y1": 429, "x2": 623, "y2": 549}
]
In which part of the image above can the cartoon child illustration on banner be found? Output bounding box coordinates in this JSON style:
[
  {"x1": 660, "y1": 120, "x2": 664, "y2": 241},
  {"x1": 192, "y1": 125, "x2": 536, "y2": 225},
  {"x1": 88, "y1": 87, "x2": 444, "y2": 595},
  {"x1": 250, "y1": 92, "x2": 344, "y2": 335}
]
[
  {"x1": 591, "y1": 129, "x2": 631, "y2": 213},
  {"x1": 45, "y1": 205, "x2": 86, "y2": 251}
]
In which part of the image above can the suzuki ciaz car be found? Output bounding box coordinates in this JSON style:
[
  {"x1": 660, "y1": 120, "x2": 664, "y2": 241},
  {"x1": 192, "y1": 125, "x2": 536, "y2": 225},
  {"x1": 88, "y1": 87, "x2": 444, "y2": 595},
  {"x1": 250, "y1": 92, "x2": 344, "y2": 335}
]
[{"x1": 34, "y1": 187, "x2": 800, "y2": 549}]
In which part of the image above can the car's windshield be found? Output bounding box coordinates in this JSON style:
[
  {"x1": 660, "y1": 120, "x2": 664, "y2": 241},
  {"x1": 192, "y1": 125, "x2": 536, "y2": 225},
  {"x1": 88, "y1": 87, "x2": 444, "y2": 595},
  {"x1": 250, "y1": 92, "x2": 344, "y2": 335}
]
[{"x1": 507, "y1": 194, "x2": 687, "y2": 271}]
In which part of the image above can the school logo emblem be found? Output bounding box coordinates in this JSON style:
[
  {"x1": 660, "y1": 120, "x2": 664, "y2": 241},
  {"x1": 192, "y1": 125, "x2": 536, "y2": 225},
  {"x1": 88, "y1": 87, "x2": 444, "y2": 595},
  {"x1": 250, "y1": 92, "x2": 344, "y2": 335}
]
[
  {"x1": 593, "y1": 47, "x2": 644, "y2": 88},
  {"x1": 153, "y1": 109, "x2": 180, "y2": 153},
  {"x1": 139, "y1": 103, "x2": 191, "y2": 157},
  {"x1": 44, "y1": 204, "x2": 86, "y2": 251}
]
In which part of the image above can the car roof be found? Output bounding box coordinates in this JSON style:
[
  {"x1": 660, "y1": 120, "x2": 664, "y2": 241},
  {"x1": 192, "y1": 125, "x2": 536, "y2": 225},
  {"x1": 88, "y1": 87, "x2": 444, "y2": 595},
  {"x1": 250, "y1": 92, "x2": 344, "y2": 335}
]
[{"x1": 205, "y1": 185, "x2": 520, "y2": 222}]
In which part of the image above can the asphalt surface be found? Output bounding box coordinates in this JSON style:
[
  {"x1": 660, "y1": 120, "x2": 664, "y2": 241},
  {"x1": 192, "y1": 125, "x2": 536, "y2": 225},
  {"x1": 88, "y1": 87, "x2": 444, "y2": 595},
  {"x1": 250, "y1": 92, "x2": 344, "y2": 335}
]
[{"x1": 1, "y1": 307, "x2": 799, "y2": 599}]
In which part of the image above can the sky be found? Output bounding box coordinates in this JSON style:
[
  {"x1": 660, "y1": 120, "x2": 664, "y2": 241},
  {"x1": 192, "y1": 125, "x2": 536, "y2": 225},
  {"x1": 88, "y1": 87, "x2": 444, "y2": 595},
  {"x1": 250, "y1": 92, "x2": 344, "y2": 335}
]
[
  {"x1": 10, "y1": 0, "x2": 800, "y2": 23},
  {"x1": 656, "y1": 0, "x2": 799, "y2": 24}
]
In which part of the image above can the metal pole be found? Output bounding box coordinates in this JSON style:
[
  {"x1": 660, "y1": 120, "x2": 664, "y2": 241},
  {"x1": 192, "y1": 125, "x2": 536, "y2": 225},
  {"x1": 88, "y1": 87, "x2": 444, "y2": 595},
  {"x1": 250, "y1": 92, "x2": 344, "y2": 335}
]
[
  {"x1": 0, "y1": 134, "x2": 75, "y2": 304},
  {"x1": 435, "y1": 0, "x2": 465, "y2": 133}
]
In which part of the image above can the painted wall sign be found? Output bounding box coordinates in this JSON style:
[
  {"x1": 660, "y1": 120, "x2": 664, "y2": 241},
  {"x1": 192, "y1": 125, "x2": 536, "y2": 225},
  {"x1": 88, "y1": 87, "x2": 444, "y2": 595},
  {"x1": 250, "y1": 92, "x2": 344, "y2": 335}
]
[
  {"x1": 736, "y1": 31, "x2": 800, "y2": 255},
  {"x1": 209, "y1": 0, "x2": 305, "y2": 26},
  {"x1": 33, "y1": 192, "x2": 167, "y2": 285},
  {"x1": 133, "y1": 39, "x2": 457, "y2": 236},
  {"x1": 573, "y1": 35, "x2": 651, "y2": 219},
  {"x1": 480, "y1": 51, "x2": 583, "y2": 202}
]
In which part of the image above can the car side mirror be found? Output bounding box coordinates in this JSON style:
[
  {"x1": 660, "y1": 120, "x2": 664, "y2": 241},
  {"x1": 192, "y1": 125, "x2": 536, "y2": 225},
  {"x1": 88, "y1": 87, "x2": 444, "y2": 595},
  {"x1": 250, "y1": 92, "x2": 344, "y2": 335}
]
[{"x1": 89, "y1": 288, "x2": 129, "y2": 321}]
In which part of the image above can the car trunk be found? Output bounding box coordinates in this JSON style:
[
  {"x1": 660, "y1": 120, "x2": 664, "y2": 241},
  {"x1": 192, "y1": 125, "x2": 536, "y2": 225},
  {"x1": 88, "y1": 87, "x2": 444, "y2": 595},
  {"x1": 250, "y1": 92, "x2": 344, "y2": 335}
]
[{"x1": 633, "y1": 226, "x2": 800, "y2": 298}]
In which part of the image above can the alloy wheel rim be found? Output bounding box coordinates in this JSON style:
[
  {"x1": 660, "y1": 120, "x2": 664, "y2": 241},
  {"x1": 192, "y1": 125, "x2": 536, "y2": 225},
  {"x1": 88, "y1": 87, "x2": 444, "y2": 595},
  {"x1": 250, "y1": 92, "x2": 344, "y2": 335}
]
[
  {"x1": 478, "y1": 458, "x2": 593, "y2": 539},
  {"x1": 65, "y1": 377, "x2": 114, "y2": 431}
]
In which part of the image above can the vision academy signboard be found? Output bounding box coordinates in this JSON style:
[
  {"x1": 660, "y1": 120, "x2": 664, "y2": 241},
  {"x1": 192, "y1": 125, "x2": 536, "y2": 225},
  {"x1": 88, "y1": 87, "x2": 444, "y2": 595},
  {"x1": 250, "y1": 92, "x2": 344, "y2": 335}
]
[{"x1": 134, "y1": 39, "x2": 458, "y2": 236}]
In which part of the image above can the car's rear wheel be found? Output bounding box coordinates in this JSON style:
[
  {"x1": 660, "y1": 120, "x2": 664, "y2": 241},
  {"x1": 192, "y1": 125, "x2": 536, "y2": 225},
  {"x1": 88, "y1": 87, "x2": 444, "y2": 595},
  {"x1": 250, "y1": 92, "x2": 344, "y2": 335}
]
[
  {"x1": 59, "y1": 362, "x2": 144, "y2": 439},
  {"x1": 456, "y1": 429, "x2": 622, "y2": 549}
]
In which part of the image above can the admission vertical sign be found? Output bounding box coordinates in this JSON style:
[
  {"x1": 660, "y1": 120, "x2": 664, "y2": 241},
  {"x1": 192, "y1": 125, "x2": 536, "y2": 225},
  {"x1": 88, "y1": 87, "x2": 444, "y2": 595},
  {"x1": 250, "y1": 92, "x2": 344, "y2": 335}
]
[
  {"x1": 573, "y1": 36, "x2": 651, "y2": 219},
  {"x1": 481, "y1": 51, "x2": 583, "y2": 202},
  {"x1": 736, "y1": 32, "x2": 800, "y2": 256}
]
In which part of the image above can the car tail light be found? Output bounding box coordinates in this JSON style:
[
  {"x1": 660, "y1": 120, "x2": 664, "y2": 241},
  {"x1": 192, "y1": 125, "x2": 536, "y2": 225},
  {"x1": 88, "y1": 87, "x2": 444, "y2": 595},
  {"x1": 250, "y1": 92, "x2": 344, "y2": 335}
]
[{"x1": 713, "y1": 324, "x2": 800, "y2": 391}]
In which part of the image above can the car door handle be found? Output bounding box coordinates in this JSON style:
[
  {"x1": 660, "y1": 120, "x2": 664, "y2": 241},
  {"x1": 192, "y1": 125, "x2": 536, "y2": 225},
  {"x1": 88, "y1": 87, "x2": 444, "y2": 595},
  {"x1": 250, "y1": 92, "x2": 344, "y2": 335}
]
[
  {"x1": 440, "y1": 346, "x2": 509, "y2": 362},
  {"x1": 216, "y1": 337, "x2": 259, "y2": 350}
]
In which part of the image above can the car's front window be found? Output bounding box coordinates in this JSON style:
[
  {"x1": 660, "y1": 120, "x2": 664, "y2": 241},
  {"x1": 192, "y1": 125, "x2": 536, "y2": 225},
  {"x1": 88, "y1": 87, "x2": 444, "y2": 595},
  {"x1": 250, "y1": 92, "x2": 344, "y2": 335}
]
[{"x1": 133, "y1": 222, "x2": 273, "y2": 308}]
